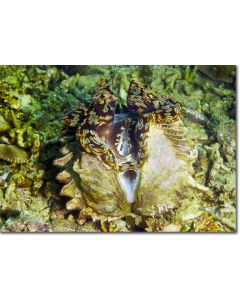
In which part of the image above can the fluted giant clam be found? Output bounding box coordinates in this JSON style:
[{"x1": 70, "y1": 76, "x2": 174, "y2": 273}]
[{"x1": 54, "y1": 79, "x2": 210, "y2": 218}]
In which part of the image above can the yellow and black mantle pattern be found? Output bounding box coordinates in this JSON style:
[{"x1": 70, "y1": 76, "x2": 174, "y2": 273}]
[{"x1": 63, "y1": 79, "x2": 181, "y2": 172}]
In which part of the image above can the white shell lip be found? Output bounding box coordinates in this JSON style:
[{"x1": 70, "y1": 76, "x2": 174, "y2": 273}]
[{"x1": 118, "y1": 170, "x2": 140, "y2": 204}]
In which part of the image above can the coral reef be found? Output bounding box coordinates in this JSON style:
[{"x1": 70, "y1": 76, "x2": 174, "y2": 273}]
[{"x1": 0, "y1": 65, "x2": 236, "y2": 232}]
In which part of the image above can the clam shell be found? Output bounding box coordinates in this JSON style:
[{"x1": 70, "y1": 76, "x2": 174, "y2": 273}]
[
  {"x1": 53, "y1": 152, "x2": 74, "y2": 167},
  {"x1": 134, "y1": 120, "x2": 204, "y2": 216},
  {"x1": 0, "y1": 144, "x2": 29, "y2": 164},
  {"x1": 56, "y1": 170, "x2": 72, "y2": 183},
  {"x1": 74, "y1": 153, "x2": 130, "y2": 217},
  {"x1": 54, "y1": 141, "x2": 131, "y2": 218},
  {"x1": 59, "y1": 179, "x2": 82, "y2": 198}
]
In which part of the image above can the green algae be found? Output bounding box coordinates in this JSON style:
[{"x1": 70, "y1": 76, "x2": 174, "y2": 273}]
[{"x1": 0, "y1": 65, "x2": 236, "y2": 232}]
